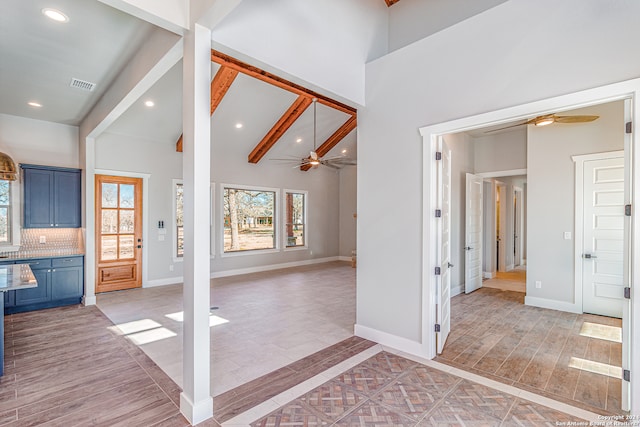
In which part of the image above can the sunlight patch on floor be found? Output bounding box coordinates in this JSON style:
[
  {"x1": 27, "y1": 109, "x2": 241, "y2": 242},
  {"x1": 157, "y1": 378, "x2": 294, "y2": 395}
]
[
  {"x1": 579, "y1": 322, "x2": 622, "y2": 343},
  {"x1": 569, "y1": 357, "x2": 622, "y2": 379},
  {"x1": 165, "y1": 311, "x2": 230, "y2": 327},
  {"x1": 127, "y1": 327, "x2": 177, "y2": 345},
  {"x1": 109, "y1": 318, "x2": 162, "y2": 335}
]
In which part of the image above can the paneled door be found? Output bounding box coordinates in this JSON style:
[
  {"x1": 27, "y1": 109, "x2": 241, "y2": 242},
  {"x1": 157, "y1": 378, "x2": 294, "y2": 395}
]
[
  {"x1": 436, "y1": 138, "x2": 452, "y2": 353},
  {"x1": 95, "y1": 175, "x2": 142, "y2": 293},
  {"x1": 465, "y1": 173, "x2": 484, "y2": 293}
]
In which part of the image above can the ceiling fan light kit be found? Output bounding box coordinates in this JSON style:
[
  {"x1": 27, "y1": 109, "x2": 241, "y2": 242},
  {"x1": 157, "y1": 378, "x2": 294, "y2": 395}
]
[{"x1": 533, "y1": 115, "x2": 555, "y2": 126}]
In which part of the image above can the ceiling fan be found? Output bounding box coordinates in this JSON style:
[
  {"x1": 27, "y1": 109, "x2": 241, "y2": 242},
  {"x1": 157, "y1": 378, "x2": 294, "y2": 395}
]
[
  {"x1": 271, "y1": 98, "x2": 356, "y2": 170},
  {"x1": 485, "y1": 113, "x2": 599, "y2": 133}
]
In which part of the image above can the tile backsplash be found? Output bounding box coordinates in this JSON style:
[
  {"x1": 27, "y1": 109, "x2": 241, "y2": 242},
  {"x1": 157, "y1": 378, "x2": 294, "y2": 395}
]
[{"x1": 1, "y1": 228, "x2": 84, "y2": 258}]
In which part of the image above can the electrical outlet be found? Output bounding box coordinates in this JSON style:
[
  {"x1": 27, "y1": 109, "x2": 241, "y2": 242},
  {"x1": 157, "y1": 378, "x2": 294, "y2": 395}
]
[
  {"x1": 169, "y1": 265, "x2": 174, "y2": 272},
  {"x1": 39, "y1": 235, "x2": 46, "y2": 244},
  {"x1": 535, "y1": 280, "x2": 542, "y2": 289}
]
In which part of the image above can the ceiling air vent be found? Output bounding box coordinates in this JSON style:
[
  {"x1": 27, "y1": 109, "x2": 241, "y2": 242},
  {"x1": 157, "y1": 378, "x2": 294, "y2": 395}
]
[{"x1": 69, "y1": 78, "x2": 96, "y2": 92}]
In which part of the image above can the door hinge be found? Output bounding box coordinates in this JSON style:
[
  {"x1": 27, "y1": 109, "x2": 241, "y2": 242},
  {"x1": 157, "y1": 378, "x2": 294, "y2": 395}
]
[
  {"x1": 435, "y1": 266, "x2": 441, "y2": 276},
  {"x1": 624, "y1": 287, "x2": 631, "y2": 299},
  {"x1": 435, "y1": 323, "x2": 441, "y2": 333},
  {"x1": 623, "y1": 369, "x2": 631, "y2": 382},
  {"x1": 625, "y1": 204, "x2": 632, "y2": 217},
  {"x1": 435, "y1": 209, "x2": 442, "y2": 218},
  {"x1": 626, "y1": 121, "x2": 633, "y2": 134},
  {"x1": 435, "y1": 152, "x2": 442, "y2": 161}
]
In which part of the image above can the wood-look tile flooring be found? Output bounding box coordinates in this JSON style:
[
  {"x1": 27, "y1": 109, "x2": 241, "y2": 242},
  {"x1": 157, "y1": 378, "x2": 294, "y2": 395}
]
[
  {"x1": 0, "y1": 305, "x2": 195, "y2": 427},
  {"x1": 251, "y1": 351, "x2": 589, "y2": 427},
  {"x1": 97, "y1": 261, "x2": 356, "y2": 397},
  {"x1": 435, "y1": 287, "x2": 625, "y2": 415}
]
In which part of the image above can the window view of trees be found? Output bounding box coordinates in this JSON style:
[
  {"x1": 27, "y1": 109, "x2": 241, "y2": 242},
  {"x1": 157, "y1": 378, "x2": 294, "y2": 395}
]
[
  {"x1": 100, "y1": 183, "x2": 135, "y2": 260},
  {"x1": 0, "y1": 180, "x2": 10, "y2": 243},
  {"x1": 224, "y1": 188, "x2": 275, "y2": 252},
  {"x1": 285, "y1": 192, "x2": 305, "y2": 247}
]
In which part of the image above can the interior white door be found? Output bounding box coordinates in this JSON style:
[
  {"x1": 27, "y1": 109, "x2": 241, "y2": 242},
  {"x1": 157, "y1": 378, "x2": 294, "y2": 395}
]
[
  {"x1": 621, "y1": 98, "x2": 632, "y2": 412},
  {"x1": 436, "y1": 139, "x2": 452, "y2": 354},
  {"x1": 514, "y1": 187, "x2": 523, "y2": 266},
  {"x1": 465, "y1": 173, "x2": 483, "y2": 293},
  {"x1": 582, "y1": 156, "x2": 625, "y2": 318}
]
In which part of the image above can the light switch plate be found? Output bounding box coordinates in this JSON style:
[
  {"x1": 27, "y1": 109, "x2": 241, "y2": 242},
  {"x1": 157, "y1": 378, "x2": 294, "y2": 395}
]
[{"x1": 563, "y1": 232, "x2": 571, "y2": 240}]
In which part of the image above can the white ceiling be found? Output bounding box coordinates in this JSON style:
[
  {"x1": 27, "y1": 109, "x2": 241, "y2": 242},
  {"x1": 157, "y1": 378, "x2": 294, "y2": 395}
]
[
  {"x1": 0, "y1": 0, "x2": 154, "y2": 125},
  {"x1": 1, "y1": 0, "x2": 357, "y2": 163}
]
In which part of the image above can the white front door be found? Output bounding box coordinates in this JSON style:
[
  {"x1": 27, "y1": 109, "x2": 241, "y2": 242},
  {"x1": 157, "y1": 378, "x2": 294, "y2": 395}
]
[
  {"x1": 436, "y1": 138, "x2": 452, "y2": 353},
  {"x1": 465, "y1": 173, "x2": 483, "y2": 294},
  {"x1": 582, "y1": 156, "x2": 625, "y2": 318}
]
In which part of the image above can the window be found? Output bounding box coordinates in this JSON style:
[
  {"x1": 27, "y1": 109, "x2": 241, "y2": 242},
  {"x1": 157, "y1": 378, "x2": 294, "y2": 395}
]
[
  {"x1": 175, "y1": 182, "x2": 184, "y2": 258},
  {"x1": 223, "y1": 186, "x2": 276, "y2": 253},
  {"x1": 285, "y1": 191, "x2": 306, "y2": 248},
  {"x1": 0, "y1": 180, "x2": 11, "y2": 244}
]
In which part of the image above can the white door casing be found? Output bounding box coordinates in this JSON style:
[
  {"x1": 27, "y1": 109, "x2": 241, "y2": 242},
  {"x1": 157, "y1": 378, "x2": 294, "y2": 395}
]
[
  {"x1": 436, "y1": 139, "x2": 452, "y2": 353},
  {"x1": 581, "y1": 156, "x2": 625, "y2": 318},
  {"x1": 622, "y1": 97, "x2": 632, "y2": 412},
  {"x1": 514, "y1": 186, "x2": 523, "y2": 267},
  {"x1": 465, "y1": 173, "x2": 483, "y2": 294}
]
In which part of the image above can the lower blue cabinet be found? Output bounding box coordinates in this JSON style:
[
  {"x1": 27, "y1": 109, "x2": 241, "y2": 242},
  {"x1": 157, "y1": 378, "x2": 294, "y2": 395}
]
[{"x1": 5, "y1": 256, "x2": 84, "y2": 314}]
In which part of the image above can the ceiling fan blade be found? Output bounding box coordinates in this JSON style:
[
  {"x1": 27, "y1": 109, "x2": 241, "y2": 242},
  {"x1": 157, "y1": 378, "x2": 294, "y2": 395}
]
[
  {"x1": 321, "y1": 162, "x2": 341, "y2": 170},
  {"x1": 554, "y1": 115, "x2": 599, "y2": 124}
]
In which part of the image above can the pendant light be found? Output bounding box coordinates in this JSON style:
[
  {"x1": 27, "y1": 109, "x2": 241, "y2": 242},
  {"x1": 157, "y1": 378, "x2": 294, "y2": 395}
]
[{"x1": 0, "y1": 152, "x2": 18, "y2": 181}]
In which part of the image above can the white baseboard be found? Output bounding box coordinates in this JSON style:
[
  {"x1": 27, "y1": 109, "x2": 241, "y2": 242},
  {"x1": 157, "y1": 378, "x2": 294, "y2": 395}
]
[
  {"x1": 483, "y1": 271, "x2": 495, "y2": 279},
  {"x1": 451, "y1": 284, "x2": 464, "y2": 297},
  {"x1": 82, "y1": 295, "x2": 96, "y2": 306},
  {"x1": 145, "y1": 276, "x2": 183, "y2": 288},
  {"x1": 141, "y1": 257, "x2": 345, "y2": 288},
  {"x1": 525, "y1": 295, "x2": 581, "y2": 314},
  {"x1": 354, "y1": 324, "x2": 424, "y2": 357},
  {"x1": 506, "y1": 264, "x2": 515, "y2": 272},
  {"x1": 338, "y1": 256, "x2": 352, "y2": 262},
  {"x1": 211, "y1": 256, "x2": 340, "y2": 278}
]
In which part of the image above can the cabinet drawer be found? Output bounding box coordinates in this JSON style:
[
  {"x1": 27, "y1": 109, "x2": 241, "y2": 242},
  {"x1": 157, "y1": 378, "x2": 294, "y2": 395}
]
[
  {"x1": 52, "y1": 257, "x2": 83, "y2": 268},
  {"x1": 21, "y1": 259, "x2": 52, "y2": 269}
]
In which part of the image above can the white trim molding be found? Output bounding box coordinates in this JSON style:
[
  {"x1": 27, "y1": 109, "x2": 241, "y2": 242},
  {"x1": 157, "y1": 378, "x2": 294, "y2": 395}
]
[
  {"x1": 354, "y1": 324, "x2": 424, "y2": 357},
  {"x1": 524, "y1": 295, "x2": 581, "y2": 314}
]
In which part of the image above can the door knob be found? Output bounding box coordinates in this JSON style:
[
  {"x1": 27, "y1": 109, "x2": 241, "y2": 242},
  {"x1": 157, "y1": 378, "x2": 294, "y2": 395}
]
[
  {"x1": 464, "y1": 246, "x2": 473, "y2": 251},
  {"x1": 583, "y1": 253, "x2": 597, "y2": 259},
  {"x1": 447, "y1": 262, "x2": 454, "y2": 268}
]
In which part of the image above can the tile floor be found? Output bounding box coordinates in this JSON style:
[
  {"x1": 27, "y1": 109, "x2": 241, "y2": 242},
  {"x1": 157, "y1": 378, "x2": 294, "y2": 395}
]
[
  {"x1": 249, "y1": 351, "x2": 592, "y2": 427},
  {"x1": 436, "y1": 286, "x2": 625, "y2": 415},
  {"x1": 482, "y1": 267, "x2": 526, "y2": 293},
  {"x1": 96, "y1": 261, "x2": 356, "y2": 396}
]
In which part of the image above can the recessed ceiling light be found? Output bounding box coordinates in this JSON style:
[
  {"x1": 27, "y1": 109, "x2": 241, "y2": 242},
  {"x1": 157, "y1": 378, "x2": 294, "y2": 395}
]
[
  {"x1": 342, "y1": 149, "x2": 347, "y2": 154},
  {"x1": 296, "y1": 138, "x2": 302, "y2": 143},
  {"x1": 235, "y1": 123, "x2": 243, "y2": 129},
  {"x1": 144, "y1": 100, "x2": 155, "y2": 107},
  {"x1": 42, "y1": 8, "x2": 69, "y2": 23},
  {"x1": 28, "y1": 101, "x2": 42, "y2": 108}
]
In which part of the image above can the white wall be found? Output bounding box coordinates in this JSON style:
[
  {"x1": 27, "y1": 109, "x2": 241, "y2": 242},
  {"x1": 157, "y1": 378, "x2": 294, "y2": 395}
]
[
  {"x1": 357, "y1": 0, "x2": 640, "y2": 344},
  {"x1": 388, "y1": 0, "x2": 507, "y2": 52},
  {"x1": 0, "y1": 114, "x2": 79, "y2": 168},
  {"x1": 473, "y1": 128, "x2": 527, "y2": 173},
  {"x1": 526, "y1": 101, "x2": 623, "y2": 303},
  {"x1": 339, "y1": 165, "x2": 357, "y2": 258},
  {"x1": 210, "y1": 0, "x2": 389, "y2": 106},
  {"x1": 97, "y1": 124, "x2": 344, "y2": 284}
]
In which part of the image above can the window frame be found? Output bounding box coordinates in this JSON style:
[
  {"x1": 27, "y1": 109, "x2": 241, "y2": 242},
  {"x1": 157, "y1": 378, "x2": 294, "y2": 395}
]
[
  {"x1": 283, "y1": 189, "x2": 308, "y2": 251},
  {"x1": 172, "y1": 179, "x2": 215, "y2": 262},
  {"x1": 0, "y1": 180, "x2": 21, "y2": 252},
  {"x1": 220, "y1": 183, "x2": 280, "y2": 257}
]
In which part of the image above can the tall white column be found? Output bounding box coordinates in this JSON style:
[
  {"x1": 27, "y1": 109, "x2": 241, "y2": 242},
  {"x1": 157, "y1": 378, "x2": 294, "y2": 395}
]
[{"x1": 180, "y1": 22, "x2": 213, "y2": 425}]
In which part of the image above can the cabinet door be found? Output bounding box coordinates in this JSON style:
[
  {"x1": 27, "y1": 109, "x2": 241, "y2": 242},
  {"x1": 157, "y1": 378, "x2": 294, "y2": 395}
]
[
  {"x1": 23, "y1": 169, "x2": 54, "y2": 228},
  {"x1": 51, "y1": 267, "x2": 83, "y2": 300},
  {"x1": 15, "y1": 268, "x2": 50, "y2": 306},
  {"x1": 54, "y1": 171, "x2": 81, "y2": 228}
]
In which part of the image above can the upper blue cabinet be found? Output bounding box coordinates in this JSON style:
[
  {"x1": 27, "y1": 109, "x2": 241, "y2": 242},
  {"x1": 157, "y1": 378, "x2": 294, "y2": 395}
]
[{"x1": 21, "y1": 164, "x2": 81, "y2": 228}]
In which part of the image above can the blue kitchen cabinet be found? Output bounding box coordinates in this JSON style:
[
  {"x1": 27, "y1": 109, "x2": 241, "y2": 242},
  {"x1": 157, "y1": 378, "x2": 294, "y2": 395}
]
[
  {"x1": 21, "y1": 164, "x2": 81, "y2": 228},
  {"x1": 5, "y1": 256, "x2": 84, "y2": 314}
]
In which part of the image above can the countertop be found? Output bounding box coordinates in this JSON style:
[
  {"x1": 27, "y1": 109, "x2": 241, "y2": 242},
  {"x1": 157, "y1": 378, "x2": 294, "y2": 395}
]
[
  {"x1": 0, "y1": 264, "x2": 37, "y2": 292},
  {"x1": 0, "y1": 250, "x2": 85, "y2": 261}
]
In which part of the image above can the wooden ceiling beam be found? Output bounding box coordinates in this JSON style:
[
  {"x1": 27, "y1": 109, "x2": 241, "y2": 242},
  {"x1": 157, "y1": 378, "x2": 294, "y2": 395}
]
[
  {"x1": 211, "y1": 49, "x2": 356, "y2": 116},
  {"x1": 301, "y1": 114, "x2": 357, "y2": 171},
  {"x1": 248, "y1": 95, "x2": 313, "y2": 164},
  {"x1": 176, "y1": 66, "x2": 239, "y2": 152},
  {"x1": 384, "y1": 0, "x2": 401, "y2": 6}
]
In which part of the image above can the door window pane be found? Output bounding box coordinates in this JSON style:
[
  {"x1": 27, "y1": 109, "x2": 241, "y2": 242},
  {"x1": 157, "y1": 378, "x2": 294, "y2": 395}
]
[
  {"x1": 119, "y1": 210, "x2": 134, "y2": 233},
  {"x1": 101, "y1": 210, "x2": 118, "y2": 233},
  {"x1": 102, "y1": 183, "x2": 118, "y2": 208},
  {"x1": 119, "y1": 235, "x2": 134, "y2": 259},
  {"x1": 120, "y1": 184, "x2": 134, "y2": 208},
  {"x1": 101, "y1": 236, "x2": 117, "y2": 260}
]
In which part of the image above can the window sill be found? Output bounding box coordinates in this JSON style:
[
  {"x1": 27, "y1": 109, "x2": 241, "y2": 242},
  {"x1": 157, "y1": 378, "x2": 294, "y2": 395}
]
[
  {"x1": 0, "y1": 245, "x2": 20, "y2": 253},
  {"x1": 221, "y1": 248, "x2": 280, "y2": 258},
  {"x1": 284, "y1": 246, "x2": 308, "y2": 252}
]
